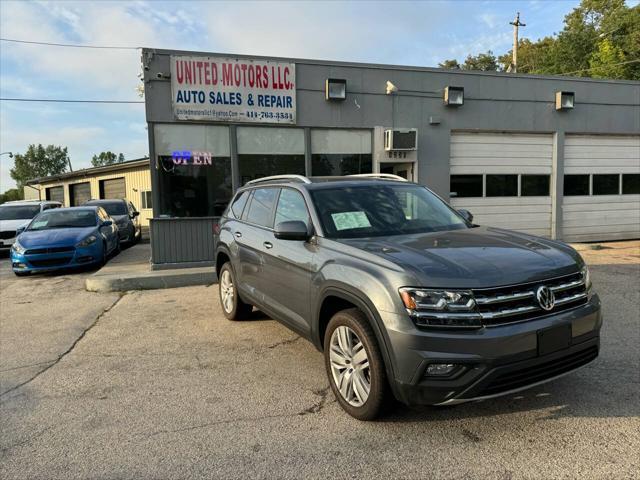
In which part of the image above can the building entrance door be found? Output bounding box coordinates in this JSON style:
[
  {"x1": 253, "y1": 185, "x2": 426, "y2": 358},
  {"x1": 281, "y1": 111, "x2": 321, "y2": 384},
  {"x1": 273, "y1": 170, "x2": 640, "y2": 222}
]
[{"x1": 380, "y1": 162, "x2": 416, "y2": 182}]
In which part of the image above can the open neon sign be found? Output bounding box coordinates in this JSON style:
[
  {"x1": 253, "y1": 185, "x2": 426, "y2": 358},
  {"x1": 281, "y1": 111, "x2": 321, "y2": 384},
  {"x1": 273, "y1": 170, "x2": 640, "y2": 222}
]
[{"x1": 171, "y1": 150, "x2": 213, "y2": 165}]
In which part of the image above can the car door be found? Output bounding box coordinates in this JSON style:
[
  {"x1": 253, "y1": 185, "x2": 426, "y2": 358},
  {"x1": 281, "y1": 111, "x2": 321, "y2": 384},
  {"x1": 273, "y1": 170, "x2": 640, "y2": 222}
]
[
  {"x1": 261, "y1": 187, "x2": 316, "y2": 334},
  {"x1": 97, "y1": 208, "x2": 118, "y2": 251},
  {"x1": 233, "y1": 187, "x2": 280, "y2": 306}
]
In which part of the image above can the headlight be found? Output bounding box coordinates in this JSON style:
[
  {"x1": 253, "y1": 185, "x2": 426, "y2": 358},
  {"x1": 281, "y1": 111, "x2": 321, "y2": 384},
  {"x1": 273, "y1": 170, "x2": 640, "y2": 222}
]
[
  {"x1": 77, "y1": 234, "x2": 98, "y2": 247},
  {"x1": 581, "y1": 265, "x2": 592, "y2": 291},
  {"x1": 399, "y1": 288, "x2": 481, "y2": 328},
  {"x1": 11, "y1": 241, "x2": 26, "y2": 255}
]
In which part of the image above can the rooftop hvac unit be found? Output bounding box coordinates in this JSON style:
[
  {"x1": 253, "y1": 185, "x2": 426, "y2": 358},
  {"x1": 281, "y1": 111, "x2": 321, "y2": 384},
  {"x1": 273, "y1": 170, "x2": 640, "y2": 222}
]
[{"x1": 384, "y1": 129, "x2": 418, "y2": 151}]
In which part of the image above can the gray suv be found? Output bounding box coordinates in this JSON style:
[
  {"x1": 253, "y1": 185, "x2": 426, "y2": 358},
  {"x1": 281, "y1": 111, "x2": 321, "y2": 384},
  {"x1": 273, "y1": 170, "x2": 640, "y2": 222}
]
[{"x1": 215, "y1": 175, "x2": 601, "y2": 420}]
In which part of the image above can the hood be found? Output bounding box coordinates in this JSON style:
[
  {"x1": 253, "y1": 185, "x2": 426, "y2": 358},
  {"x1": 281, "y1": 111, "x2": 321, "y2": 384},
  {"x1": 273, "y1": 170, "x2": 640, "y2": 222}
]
[
  {"x1": 17, "y1": 227, "x2": 97, "y2": 249},
  {"x1": 0, "y1": 219, "x2": 31, "y2": 232},
  {"x1": 112, "y1": 215, "x2": 129, "y2": 224},
  {"x1": 337, "y1": 226, "x2": 582, "y2": 289}
]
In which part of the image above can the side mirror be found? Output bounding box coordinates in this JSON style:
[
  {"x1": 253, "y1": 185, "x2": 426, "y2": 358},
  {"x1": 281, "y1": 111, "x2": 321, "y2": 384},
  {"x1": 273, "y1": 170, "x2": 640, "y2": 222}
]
[
  {"x1": 274, "y1": 221, "x2": 310, "y2": 241},
  {"x1": 102, "y1": 220, "x2": 113, "y2": 227},
  {"x1": 458, "y1": 209, "x2": 474, "y2": 223},
  {"x1": 131, "y1": 211, "x2": 140, "y2": 218},
  {"x1": 15, "y1": 226, "x2": 26, "y2": 236}
]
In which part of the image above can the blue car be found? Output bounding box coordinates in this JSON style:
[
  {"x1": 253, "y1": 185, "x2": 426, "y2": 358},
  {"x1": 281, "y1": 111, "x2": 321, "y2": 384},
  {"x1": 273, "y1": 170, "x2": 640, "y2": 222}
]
[{"x1": 10, "y1": 206, "x2": 120, "y2": 276}]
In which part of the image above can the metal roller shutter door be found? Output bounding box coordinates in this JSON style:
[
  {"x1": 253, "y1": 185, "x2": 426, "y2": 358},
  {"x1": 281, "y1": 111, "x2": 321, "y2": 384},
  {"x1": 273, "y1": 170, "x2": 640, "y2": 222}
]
[
  {"x1": 101, "y1": 178, "x2": 126, "y2": 199},
  {"x1": 562, "y1": 135, "x2": 640, "y2": 242},
  {"x1": 70, "y1": 182, "x2": 91, "y2": 206},
  {"x1": 46, "y1": 186, "x2": 64, "y2": 204},
  {"x1": 449, "y1": 132, "x2": 553, "y2": 237}
]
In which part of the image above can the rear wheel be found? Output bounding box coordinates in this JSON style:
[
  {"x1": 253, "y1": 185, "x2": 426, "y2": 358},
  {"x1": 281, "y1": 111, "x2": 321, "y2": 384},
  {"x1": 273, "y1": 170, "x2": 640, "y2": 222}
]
[
  {"x1": 324, "y1": 308, "x2": 391, "y2": 420},
  {"x1": 218, "y1": 262, "x2": 252, "y2": 320}
]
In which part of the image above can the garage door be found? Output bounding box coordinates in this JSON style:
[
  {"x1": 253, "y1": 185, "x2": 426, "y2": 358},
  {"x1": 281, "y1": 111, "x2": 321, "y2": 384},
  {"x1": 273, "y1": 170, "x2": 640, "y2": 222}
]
[
  {"x1": 562, "y1": 135, "x2": 640, "y2": 242},
  {"x1": 69, "y1": 182, "x2": 91, "y2": 206},
  {"x1": 46, "y1": 186, "x2": 64, "y2": 204},
  {"x1": 449, "y1": 132, "x2": 553, "y2": 237},
  {"x1": 100, "y1": 178, "x2": 126, "y2": 199}
]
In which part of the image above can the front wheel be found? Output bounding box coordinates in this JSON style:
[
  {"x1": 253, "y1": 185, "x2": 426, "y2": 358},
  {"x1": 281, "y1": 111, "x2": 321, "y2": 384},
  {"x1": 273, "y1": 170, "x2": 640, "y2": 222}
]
[
  {"x1": 324, "y1": 308, "x2": 391, "y2": 421},
  {"x1": 218, "y1": 262, "x2": 252, "y2": 320}
]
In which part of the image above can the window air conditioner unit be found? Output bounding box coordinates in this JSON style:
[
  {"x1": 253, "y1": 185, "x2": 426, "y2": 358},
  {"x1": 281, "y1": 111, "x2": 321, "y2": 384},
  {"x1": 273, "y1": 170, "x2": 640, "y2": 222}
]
[{"x1": 384, "y1": 129, "x2": 418, "y2": 151}]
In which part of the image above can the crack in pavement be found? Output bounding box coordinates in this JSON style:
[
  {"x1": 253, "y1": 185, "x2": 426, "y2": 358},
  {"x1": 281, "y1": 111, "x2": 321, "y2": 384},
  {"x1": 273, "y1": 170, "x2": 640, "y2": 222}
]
[
  {"x1": 0, "y1": 360, "x2": 56, "y2": 373},
  {"x1": 298, "y1": 386, "x2": 332, "y2": 415},
  {"x1": 267, "y1": 335, "x2": 301, "y2": 349},
  {"x1": 0, "y1": 426, "x2": 52, "y2": 454},
  {"x1": 0, "y1": 293, "x2": 127, "y2": 400}
]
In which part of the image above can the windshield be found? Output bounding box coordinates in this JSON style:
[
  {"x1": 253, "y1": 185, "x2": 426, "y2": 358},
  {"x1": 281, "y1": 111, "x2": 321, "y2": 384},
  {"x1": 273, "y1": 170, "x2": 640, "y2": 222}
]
[
  {"x1": 27, "y1": 210, "x2": 97, "y2": 231},
  {"x1": 310, "y1": 184, "x2": 468, "y2": 238},
  {"x1": 0, "y1": 205, "x2": 41, "y2": 221},
  {"x1": 88, "y1": 202, "x2": 126, "y2": 216}
]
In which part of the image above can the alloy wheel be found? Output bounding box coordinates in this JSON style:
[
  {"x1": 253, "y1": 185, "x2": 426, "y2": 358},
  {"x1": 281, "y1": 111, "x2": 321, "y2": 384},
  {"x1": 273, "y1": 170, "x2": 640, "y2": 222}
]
[
  {"x1": 329, "y1": 326, "x2": 371, "y2": 407},
  {"x1": 220, "y1": 269, "x2": 235, "y2": 313}
]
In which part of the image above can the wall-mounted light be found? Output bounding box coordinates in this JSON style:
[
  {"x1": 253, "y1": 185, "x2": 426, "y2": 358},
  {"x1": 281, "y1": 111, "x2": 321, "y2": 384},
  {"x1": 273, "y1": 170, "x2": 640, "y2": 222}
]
[
  {"x1": 556, "y1": 91, "x2": 575, "y2": 110},
  {"x1": 325, "y1": 78, "x2": 347, "y2": 100},
  {"x1": 444, "y1": 86, "x2": 464, "y2": 106},
  {"x1": 385, "y1": 81, "x2": 398, "y2": 95}
]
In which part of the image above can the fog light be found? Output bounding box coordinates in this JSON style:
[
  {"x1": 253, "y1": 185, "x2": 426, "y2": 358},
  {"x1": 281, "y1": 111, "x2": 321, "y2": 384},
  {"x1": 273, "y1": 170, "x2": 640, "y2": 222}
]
[{"x1": 426, "y1": 363, "x2": 458, "y2": 376}]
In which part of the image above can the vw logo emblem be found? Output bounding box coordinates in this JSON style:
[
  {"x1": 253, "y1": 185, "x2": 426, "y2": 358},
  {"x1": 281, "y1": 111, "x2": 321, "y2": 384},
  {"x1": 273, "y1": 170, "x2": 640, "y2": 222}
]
[{"x1": 536, "y1": 286, "x2": 555, "y2": 311}]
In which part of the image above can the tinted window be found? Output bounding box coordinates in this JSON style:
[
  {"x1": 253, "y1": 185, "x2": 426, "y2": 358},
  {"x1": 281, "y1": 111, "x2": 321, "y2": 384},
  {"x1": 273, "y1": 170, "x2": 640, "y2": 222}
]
[
  {"x1": 593, "y1": 174, "x2": 619, "y2": 195},
  {"x1": 229, "y1": 191, "x2": 249, "y2": 219},
  {"x1": 622, "y1": 174, "x2": 640, "y2": 194},
  {"x1": 87, "y1": 201, "x2": 127, "y2": 216},
  {"x1": 564, "y1": 175, "x2": 590, "y2": 196},
  {"x1": 521, "y1": 175, "x2": 550, "y2": 196},
  {"x1": 275, "y1": 189, "x2": 309, "y2": 227},
  {"x1": 0, "y1": 205, "x2": 41, "y2": 220},
  {"x1": 311, "y1": 185, "x2": 467, "y2": 239},
  {"x1": 486, "y1": 175, "x2": 518, "y2": 197},
  {"x1": 28, "y1": 210, "x2": 97, "y2": 230},
  {"x1": 245, "y1": 188, "x2": 279, "y2": 227},
  {"x1": 450, "y1": 175, "x2": 482, "y2": 198}
]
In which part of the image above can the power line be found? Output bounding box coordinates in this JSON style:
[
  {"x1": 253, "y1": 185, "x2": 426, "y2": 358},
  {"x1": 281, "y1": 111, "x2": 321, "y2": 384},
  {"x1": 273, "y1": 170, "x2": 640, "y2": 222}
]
[
  {"x1": 0, "y1": 98, "x2": 144, "y2": 104},
  {"x1": 0, "y1": 38, "x2": 139, "y2": 50}
]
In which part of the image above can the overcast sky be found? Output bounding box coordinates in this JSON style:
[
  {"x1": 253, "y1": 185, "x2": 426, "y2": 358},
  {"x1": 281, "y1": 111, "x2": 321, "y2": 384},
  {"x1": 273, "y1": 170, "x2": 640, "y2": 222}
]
[{"x1": 0, "y1": 0, "x2": 601, "y2": 191}]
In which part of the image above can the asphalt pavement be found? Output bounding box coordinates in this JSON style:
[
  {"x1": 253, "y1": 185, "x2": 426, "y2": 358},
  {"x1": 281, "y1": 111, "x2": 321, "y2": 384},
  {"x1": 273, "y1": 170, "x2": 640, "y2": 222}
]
[{"x1": 0, "y1": 248, "x2": 638, "y2": 479}]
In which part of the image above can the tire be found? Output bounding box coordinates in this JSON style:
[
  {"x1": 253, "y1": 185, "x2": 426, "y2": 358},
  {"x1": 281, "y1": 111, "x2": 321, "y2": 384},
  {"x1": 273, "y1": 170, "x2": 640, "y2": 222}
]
[
  {"x1": 14, "y1": 271, "x2": 30, "y2": 277},
  {"x1": 218, "y1": 262, "x2": 252, "y2": 320},
  {"x1": 324, "y1": 308, "x2": 391, "y2": 421}
]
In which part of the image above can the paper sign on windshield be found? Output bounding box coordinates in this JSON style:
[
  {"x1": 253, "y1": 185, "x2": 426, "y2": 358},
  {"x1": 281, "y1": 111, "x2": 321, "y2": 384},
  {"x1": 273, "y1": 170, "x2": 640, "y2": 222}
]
[{"x1": 331, "y1": 211, "x2": 371, "y2": 231}]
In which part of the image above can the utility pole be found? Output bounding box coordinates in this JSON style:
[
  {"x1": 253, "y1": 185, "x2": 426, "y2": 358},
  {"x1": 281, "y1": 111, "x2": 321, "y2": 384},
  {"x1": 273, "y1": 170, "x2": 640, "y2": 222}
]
[{"x1": 508, "y1": 12, "x2": 526, "y2": 73}]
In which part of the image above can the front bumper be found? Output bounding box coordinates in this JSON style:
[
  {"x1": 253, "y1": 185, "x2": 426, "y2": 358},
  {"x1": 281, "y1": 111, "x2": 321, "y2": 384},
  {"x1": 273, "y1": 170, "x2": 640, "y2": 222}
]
[
  {"x1": 381, "y1": 294, "x2": 602, "y2": 405},
  {"x1": 10, "y1": 243, "x2": 103, "y2": 273}
]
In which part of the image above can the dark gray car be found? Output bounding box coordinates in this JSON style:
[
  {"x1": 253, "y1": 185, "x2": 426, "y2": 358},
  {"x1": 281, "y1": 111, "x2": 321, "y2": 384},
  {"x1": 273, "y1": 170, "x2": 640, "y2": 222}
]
[
  {"x1": 214, "y1": 175, "x2": 601, "y2": 420},
  {"x1": 84, "y1": 199, "x2": 141, "y2": 245}
]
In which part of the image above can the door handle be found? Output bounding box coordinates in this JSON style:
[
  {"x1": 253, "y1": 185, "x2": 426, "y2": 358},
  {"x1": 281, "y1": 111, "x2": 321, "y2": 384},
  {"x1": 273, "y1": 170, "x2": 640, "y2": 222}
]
[
  {"x1": 235, "y1": 231, "x2": 242, "y2": 238},
  {"x1": 263, "y1": 241, "x2": 273, "y2": 249}
]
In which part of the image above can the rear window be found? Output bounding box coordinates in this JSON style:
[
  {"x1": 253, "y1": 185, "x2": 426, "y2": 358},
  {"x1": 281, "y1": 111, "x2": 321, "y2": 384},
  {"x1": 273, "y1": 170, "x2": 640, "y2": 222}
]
[
  {"x1": 87, "y1": 201, "x2": 127, "y2": 216},
  {"x1": 244, "y1": 188, "x2": 279, "y2": 228},
  {"x1": 0, "y1": 205, "x2": 41, "y2": 220}
]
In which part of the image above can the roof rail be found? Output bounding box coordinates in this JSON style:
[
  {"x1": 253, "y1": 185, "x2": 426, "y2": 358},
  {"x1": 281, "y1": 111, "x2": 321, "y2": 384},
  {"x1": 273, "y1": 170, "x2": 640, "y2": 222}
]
[
  {"x1": 246, "y1": 174, "x2": 312, "y2": 185},
  {"x1": 349, "y1": 173, "x2": 409, "y2": 182}
]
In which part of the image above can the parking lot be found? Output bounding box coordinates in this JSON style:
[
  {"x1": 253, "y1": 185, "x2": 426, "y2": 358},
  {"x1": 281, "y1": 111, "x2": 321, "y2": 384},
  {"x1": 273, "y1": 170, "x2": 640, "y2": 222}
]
[{"x1": 1, "y1": 246, "x2": 639, "y2": 479}]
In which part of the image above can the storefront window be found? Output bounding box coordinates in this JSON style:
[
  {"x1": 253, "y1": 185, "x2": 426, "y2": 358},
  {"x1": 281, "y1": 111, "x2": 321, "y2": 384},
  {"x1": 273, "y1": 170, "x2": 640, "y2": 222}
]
[
  {"x1": 311, "y1": 129, "x2": 372, "y2": 176},
  {"x1": 237, "y1": 127, "x2": 305, "y2": 183},
  {"x1": 154, "y1": 124, "x2": 232, "y2": 217}
]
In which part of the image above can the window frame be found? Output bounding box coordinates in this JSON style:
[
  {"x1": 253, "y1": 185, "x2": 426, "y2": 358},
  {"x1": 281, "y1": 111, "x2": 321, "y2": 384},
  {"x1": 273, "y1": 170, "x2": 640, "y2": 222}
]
[
  {"x1": 592, "y1": 173, "x2": 621, "y2": 196},
  {"x1": 241, "y1": 187, "x2": 281, "y2": 230},
  {"x1": 485, "y1": 174, "x2": 519, "y2": 197},
  {"x1": 622, "y1": 173, "x2": 640, "y2": 195}
]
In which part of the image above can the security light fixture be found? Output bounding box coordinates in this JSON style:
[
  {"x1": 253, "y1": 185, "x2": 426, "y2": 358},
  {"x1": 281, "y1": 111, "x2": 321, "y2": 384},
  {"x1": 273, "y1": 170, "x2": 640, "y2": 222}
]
[
  {"x1": 386, "y1": 81, "x2": 398, "y2": 95},
  {"x1": 556, "y1": 91, "x2": 575, "y2": 110},
  {"x1": 444, "y1": 86, "x2": 464, "y2": 106},
  {"x1": 325, "y1": 78, "x2": 347, "y2": 100}
]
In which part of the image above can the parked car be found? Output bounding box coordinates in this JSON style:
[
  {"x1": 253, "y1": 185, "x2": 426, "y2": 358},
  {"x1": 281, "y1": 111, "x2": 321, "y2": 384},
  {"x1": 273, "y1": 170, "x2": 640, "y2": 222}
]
[
  {"x1": 0, "y1": 200, "x2": 62, "y2": 251},
  {"x1": 214, "y1": 174, "x2": 601, "y2": 420},
  {"x1": 84, "y1": 199, "x2": 141, "y2": 244},
  {"x1": 11, "y1": 206, "x2": 120, "y2": 276}
]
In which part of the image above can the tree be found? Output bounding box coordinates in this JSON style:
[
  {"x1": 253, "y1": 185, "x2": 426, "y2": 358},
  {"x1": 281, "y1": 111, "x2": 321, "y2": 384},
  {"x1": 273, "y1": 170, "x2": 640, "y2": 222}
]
[
  {"x1": 91, "y1": 151, "x2": 125, "y2": 167},
  {"x1": 438, "y1": 59, "x2": 461, "y2": 70},
  {"x1": 461, "y1": 51, "x2": 500, "y2": 71},
  {"x1": 10, "y1": 144, "x2": 69, "y2": 189},
  {"x1": 0, "y1": 188, "x2": 24, "y2": 204}
]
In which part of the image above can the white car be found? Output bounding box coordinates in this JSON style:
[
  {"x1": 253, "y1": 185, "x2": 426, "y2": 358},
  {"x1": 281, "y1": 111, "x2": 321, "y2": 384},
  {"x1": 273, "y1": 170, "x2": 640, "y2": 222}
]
[{"x1": 0, "y1": 200, "x2": 63, "y2": 250}]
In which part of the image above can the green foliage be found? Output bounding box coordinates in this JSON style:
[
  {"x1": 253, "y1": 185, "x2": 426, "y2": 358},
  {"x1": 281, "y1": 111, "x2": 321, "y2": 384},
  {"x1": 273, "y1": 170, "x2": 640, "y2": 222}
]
[
  {"x1": 0, "y1": 188, "x2": 24, "y2": 204},
  {"x1": 461, "y1": 51, "x2": 499, "y2": 71},
  {"x1": 441, "y1": 0, "x2": 639, "y2": 80},
  {"x1": 10, "y1": 144, "x2": 69, "y2": 189},
  {"x1": 91, "y1": 151, "x2": 125, "y2": 167},
  {"x1": 438, "y1": 59, "x2": 461, "y2": 70}
]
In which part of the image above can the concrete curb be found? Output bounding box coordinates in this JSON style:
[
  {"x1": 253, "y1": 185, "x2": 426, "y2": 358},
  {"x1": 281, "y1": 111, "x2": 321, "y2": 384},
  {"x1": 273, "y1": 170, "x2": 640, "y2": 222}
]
[{"x1": 86, "y1": 267, "x2": 216, "y2": 292}]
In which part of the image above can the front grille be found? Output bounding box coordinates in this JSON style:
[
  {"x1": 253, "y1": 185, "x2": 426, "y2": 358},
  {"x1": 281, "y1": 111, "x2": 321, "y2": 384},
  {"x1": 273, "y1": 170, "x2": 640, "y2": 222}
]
[
  {"x1": 29, "y1": 257, "x2": 72, "y2": 267},
  {"x1": 476, "y1": 346, "x2": 598, "y2": 397},
  {"x1": 25, "y1": 246, "x2": 75, "y2": 255},
  {"x1": 472, "y1": 271, "x2": 588, "y2": 326},
  {"x1": 0, "y1": 230, "x2": 16, "y2": 240}
]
